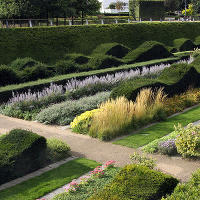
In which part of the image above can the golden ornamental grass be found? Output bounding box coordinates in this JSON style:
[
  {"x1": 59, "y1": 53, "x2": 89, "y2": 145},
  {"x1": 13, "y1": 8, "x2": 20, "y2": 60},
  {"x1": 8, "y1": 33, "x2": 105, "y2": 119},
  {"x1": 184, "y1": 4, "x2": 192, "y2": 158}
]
[{"x1": 89, "y1": 88, "x2": 166, "y2": 140}]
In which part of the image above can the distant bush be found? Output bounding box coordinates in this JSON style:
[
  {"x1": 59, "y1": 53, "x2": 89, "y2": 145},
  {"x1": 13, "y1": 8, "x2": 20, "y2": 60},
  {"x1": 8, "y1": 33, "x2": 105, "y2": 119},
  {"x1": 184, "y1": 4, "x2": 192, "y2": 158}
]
[
  {"x1": 64, "y1": 53, "x2": 90, "y2": 65},
  {"x1": 173, "y1": 38, "x2": 196, "y2": 51},
  {"x1": 10, "y1": 57, "x2": 38, "y2": 70},
  {"x1": 175, "y1": 123, "x2": 200, "y2": 158},
  {"x1": 87, "y1": 54, "x2": 123, "y2": 70},
  {"x1": 92, "y1": 43, "x2": 130, "y2": 58},
  {"x1": 46, "y1": 138, "x2": 70, "y2": 163},
  {"x1": 89, "y1": 164, "x2": 179, "y2": 200},
  {"x1": 163, "y1": 169, "x2": 200, "y2": 200},
  {"x1": 0, "y1": 65, "x2": 19, "y2": 86},
  {"x1": 124, "y1": 41, "x2": 172, "y2": 63},
  {"x1": 55, "y1": 60, "x2": 79, "y2": 75},
  {"x1": 0, "y1": 129, "x2": 47, "y2": 184},
  {"x1": 36, "y1": 92, "x2": 110, "y2": 125}
]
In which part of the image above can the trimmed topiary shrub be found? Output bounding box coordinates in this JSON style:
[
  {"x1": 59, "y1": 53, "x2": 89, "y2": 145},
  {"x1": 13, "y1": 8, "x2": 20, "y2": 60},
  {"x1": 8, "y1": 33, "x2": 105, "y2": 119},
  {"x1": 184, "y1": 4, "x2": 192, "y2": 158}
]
[
  {"x1": 173, "y1": 38, "x2": 196, "y2": 51},
  {"x1": 92, "y1": 43, "x2": 130, "y2": 58},
  {"x1": 0, "y1": 129, "x2": 47, "y2": 184},
  {"x1": 87, "y1": 54, "x2": 123, "y2": 70},
  {"x1": 124, "y1": 41, "x2": 172, "y2": 63},
  {"x1": 64, "y1": 53, "x2": 90, "y2": 65},
  {"x1": 55, "y1": 60, "x2": 79, "y2": 74},
  {"x1": 111, "y1": 63, "x2": 200, "y2": 101},
  {"x1": 89, "y1": 164, "x2": 179, "y2": 200},
  {"x1": 0, "y1": 65, "x2": 19, "y2": 86}
]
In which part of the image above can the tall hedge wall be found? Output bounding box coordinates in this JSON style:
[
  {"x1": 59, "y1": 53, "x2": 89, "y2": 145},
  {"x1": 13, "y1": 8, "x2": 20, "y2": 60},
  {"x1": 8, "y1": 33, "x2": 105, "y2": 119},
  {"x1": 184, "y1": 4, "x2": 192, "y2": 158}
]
[{"x1": 0, "y1": 23, "x2": 200, "y2": 65}]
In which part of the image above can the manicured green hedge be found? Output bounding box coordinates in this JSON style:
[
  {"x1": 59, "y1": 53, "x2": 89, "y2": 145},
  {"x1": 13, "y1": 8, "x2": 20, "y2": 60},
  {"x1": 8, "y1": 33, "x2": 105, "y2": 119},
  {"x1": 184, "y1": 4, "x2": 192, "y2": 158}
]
[
  {"x1": 0, "y1": 57, "x2": 183, "y2": 103},
  {"x1": 124, "y1": 41, "x2": 172, "y2": 63},
  {"x1": 0, "y1": 22, "x2": 200, "y2": 65},
  {"x1": 89, "y1": 164, "x2": 178, "y2": 200},
  {"x1": 111, "y1": 63, "x2": 200, "y2": 101},
  {"x1": 0, "y1": 129, "x2": 47, "y2": 184},
  {"x1": 92, "y1": 43, "x2": 130, "y2": 58}
]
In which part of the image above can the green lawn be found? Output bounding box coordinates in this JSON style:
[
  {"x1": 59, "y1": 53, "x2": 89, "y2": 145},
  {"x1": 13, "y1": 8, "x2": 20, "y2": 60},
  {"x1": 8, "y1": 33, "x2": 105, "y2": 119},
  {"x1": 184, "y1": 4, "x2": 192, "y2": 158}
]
[
  {"x1": 0, "y1": 158, "x2": 99, "y2": 200},
  {"x1": 113, "y1": 105, "x2": 200, "y2": 148}
]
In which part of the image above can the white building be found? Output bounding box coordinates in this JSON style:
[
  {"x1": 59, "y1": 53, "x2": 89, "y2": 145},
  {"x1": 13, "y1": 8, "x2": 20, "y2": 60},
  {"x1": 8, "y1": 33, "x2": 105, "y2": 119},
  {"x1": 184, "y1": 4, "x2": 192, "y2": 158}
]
[{"x1": 99, "y1": 0, "x2": 129, "y2": 13}]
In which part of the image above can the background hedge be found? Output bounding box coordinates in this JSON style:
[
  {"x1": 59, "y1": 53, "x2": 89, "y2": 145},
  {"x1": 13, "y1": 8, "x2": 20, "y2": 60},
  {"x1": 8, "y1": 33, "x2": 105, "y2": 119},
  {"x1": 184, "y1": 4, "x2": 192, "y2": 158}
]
[
  {"x1": 0, "y1": 129, "x2": 46, "y2": 184},
  {"x1": 0, "y1": 22, "x2": 200, "y2": 65}
]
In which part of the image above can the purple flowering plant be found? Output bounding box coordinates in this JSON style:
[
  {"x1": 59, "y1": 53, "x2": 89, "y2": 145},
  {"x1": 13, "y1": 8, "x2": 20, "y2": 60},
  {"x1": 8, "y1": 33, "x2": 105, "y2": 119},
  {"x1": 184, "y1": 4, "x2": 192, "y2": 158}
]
[{"x1": 158, "y1": 139, "x2": 177, "y2": 156}]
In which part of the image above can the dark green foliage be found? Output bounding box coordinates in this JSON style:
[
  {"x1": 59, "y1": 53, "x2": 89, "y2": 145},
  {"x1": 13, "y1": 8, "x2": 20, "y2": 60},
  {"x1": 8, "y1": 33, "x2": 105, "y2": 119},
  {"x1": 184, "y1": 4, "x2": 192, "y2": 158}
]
[
  {"x1": 0, "y1": 65, "x2": 19, "y2": 86},
  {"x1": 124, "y1": 41, "x2": 172, "y2": 63},
  {"x1": 89, "y1": 164, "x2": 178, "y2": 200},
  {"x1": 1, "y1": 23, "x2": 200, "y2": 65},
  {"x1": 55, "y1": 60, "x2": 79, "y2": 74},
  {"x1": 0, "y1": 129, "x2": 47, "y2": 184},
  {"x1": 173, "y1": 38, "x2": 196, "y2": 51},
  {"x1": 111, "y1": 63, "x2": 200, "y2": 101},
  {"x1": 64, "y1": 54, "x2": 90, "y2": 65},
  {"x1": 87, "y1": 55, "x2": 123, "y2": 70},
  {"x1": 92, "y1": 43, "x2": 130, "y2": 58},
  {"x1": 168, "y1": 46, "x2": 177, "y2": 53},
  {"x1": 195, "y1": 36, "x2": 200, "y2": 47}
]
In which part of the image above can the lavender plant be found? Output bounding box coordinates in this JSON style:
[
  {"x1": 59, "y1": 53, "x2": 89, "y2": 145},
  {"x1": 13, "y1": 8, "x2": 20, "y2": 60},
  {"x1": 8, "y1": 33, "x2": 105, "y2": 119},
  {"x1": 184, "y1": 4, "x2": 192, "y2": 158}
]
[{"x1": 158, "y1": 139, "x2": 177, "y2": 156}]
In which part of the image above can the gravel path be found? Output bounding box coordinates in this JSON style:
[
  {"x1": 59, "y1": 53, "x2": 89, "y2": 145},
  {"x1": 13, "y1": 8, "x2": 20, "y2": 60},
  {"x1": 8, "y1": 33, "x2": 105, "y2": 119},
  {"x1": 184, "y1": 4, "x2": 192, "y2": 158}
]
[{"x1": 0, "y1": 114, "x2": 200, "y2": 183}]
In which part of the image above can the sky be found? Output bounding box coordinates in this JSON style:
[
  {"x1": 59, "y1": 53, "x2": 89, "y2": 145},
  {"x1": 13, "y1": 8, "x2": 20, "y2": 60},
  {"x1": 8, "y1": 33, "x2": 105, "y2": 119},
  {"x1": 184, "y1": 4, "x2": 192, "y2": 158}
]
[{"x1": 99, "y1": 0, "x2": 129, "y2": 9}]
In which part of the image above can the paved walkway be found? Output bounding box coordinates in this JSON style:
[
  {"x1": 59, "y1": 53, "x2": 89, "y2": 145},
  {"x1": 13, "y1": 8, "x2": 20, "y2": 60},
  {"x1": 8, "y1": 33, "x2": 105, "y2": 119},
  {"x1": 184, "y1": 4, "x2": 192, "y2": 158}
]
[{"x1": 0, "y1": 114, "x2": 200, "y2": 183}]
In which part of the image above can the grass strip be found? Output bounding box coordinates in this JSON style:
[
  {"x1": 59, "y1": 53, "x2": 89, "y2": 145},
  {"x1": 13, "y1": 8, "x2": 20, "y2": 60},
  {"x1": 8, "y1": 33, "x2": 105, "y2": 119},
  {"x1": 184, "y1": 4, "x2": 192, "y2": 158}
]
[
  {"x1": 0, "y1": 158, "x2": 99, "y2": 200},
  {"x1": 113, "y1": 105, "x2": 200, "y2": 148},
  {"x1": 0, "y1": 57, "x2": 182, "y2": 93}
]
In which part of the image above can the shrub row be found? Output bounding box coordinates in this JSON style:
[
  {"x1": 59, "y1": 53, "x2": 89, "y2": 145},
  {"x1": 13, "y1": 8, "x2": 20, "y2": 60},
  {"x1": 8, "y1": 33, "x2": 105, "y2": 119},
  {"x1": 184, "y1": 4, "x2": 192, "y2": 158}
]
[
  {"x1": 111, "y1": 62, "x2": 200, "y2": 101},
  {"x1": 89, "y1": 164, "x2": 179, "y2": 200},
  {"x1": 0, "y1": 56, "x2": 187, "y2": 103},
  {"x1": 1, "y1": 22, "x2": 200, "y2": 65}
]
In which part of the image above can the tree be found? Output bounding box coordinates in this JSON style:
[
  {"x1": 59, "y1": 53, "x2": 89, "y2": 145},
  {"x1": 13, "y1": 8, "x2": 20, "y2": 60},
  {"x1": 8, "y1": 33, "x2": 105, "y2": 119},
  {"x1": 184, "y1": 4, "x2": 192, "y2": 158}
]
[
  {"x1": 164, "y1": 0, "x2": 181, "y2": 12},
  {"x1": 182, "y1": 3, "x2": 194, "y2": 16},
  {"x1": 115, "y1": 1, "x2": 124, "y2": 11},
  {"x1": 108, "y1": 2, "x2": 116, "y2": 9},
  {"x1": 191, "y1": 0, "x2": 200, "y2": 14}
]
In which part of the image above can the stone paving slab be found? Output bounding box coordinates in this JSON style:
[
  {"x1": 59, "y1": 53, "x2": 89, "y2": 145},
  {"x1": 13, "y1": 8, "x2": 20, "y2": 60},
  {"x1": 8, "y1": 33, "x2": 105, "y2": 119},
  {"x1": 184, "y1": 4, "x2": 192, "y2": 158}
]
[{"x1": 0, "y1": 157, "x2": 77, "y2": 191}]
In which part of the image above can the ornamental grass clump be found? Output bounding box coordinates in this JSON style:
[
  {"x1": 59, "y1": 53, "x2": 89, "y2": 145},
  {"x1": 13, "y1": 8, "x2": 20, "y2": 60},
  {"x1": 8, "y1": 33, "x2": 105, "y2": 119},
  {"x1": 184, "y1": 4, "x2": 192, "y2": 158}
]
[{"x1": 89, "y1": 96, "x2": 135, "y2": 140}]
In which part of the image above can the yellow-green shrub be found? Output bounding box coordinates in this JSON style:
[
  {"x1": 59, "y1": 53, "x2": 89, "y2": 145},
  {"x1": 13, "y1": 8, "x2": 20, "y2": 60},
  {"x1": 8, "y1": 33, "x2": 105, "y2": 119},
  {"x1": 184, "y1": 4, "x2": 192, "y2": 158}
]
[
  {"x1": 70, "y1": 109, "x2": 100, "y2": 134},
  {"x1": 175, "y1": 124, "x2": 200, "y2": 158}
]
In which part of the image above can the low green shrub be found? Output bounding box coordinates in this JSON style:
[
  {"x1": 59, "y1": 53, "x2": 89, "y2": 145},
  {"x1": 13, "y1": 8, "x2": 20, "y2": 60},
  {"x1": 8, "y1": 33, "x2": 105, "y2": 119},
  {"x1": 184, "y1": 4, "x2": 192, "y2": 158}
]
[
  {"x1": 173, "y1": 38, "x2": 196, "y2": 51},
  {"x1": 163, "y1": 169, "x2": 200, "y2": 200},
  {"x1": 87, "y1": 55, "x2": 123, "y2": 70},
  {"x1": 55, "y1": 60, "x2": 79, "y2": 74},
  {"x1": 0, "y1": 129, "x2": 47, "y2": 184},
  {"x1": 46, "y1": 138, "x2": 70, "y2": 163},
  {"x1": 53, "y1": 167, "x2": 120, "y2": 200},
  {"x1": 195, "y1": 35, "x2": 200, "y2": 47},
  {"x1": 64, "y1": 53, "x2": 90, "y2": 65},
  {"x1": 175, "y1": 123, "x2": 200, "y2": 158},
  {"x1": 89, "y1": 164, "x2": 179, "y2": 200},
  {"x1": 92, "y1": 43, "x2": 130, "y2": 58},
  {"x1": 35, "y1": 92, "x2": 110, "y2": 125},
  {"x1": 0, "y1": 65, "x2": 19, "y2": 86},
  {"x1": 124, "y1": 41, "x2": 172, "y2": 63}
]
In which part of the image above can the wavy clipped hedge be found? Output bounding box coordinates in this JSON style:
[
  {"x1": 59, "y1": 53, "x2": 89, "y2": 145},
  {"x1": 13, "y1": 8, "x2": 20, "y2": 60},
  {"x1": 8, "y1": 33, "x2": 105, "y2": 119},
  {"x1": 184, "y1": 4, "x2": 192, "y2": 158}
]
[
  {"x1": 173, "y1": 38, "x2": 196, "y2": 51},
  {"x1": 111, "y1": 63, "x2": 200, "y2": 101},
  {"x1": 124, "y1": 41, "x2": 173, "y2": 63},
  {"x1": 92, "y1": 43, "x2": 130, "y2": 58},
  {"x1": 1, "y1": 22, "x2": 200, "y2": 65},
  {"x1": 0, "y1": 129, "x2": 47, "y2": 184},
  {"x1": 89, "y1": 164, "x2": 178, "y2": 200}
]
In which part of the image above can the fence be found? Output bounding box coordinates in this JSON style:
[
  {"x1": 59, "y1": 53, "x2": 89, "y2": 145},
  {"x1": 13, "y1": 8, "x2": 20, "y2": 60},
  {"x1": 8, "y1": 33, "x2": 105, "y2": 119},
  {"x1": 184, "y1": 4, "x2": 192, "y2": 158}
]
[{"x1": 1, "y1": 17, "x2": 200, "y2": 28}]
